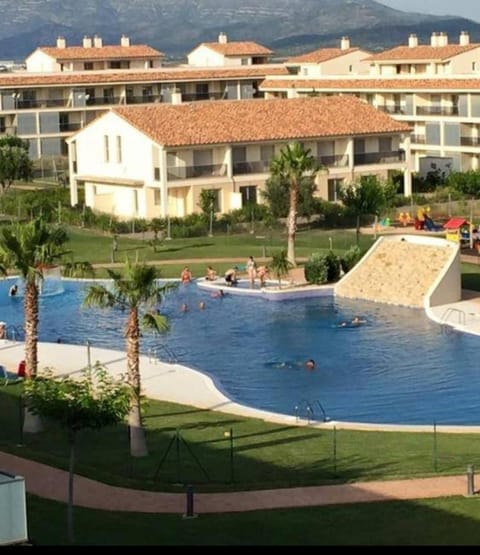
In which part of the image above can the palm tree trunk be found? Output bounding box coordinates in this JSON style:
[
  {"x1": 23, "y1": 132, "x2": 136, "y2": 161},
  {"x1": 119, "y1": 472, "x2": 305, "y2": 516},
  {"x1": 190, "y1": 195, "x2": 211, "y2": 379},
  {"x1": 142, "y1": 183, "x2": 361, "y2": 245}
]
[
  {"x1": 67, "y1": 430, "x2": 76, "y2": 544},
  {"x1": 127, "y1": 308, "x2": 148, "y2": 457},
  {"x1": 287, "y1": 180, "x2": 298, "y2": 267},
  {"x1": 23, "y1": 279, "x2": 42, "y2": 434}
]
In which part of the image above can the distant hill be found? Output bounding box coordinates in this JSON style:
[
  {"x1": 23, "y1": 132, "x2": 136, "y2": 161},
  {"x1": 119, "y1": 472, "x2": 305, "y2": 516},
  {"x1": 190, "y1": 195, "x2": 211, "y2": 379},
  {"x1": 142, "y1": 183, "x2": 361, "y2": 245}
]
[{"x1": 1, "y1": 0, "x2": 480, "y2": 60}]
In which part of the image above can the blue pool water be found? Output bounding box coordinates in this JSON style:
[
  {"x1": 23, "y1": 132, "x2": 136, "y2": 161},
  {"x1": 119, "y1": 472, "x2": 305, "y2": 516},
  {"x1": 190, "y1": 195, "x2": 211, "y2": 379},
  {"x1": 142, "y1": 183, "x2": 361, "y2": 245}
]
[{"x1": 1, "y1": 278, "x2": 480, "y2": 426}]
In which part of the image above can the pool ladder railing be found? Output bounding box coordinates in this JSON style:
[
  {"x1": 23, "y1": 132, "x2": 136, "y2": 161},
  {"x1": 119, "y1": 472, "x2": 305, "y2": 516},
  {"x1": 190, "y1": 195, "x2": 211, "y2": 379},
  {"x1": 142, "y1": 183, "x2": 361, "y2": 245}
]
[
  {"x1": 440, "y1": 307, "x2": 466, "y2": 334},
  {"x1": 148, "y1": 345, "x2": 180, "y2": 364},
  {"x1": 295, "y1": 399, "x2": 330, "y2": 423}
]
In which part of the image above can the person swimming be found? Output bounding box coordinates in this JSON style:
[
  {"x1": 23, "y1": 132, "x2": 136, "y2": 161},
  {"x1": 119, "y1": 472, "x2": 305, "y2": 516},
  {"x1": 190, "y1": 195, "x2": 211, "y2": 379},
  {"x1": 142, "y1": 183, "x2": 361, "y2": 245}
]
[
  {"x1": 8, "y1": 284, "x2": 18, "y2": 297},
  {"x1": 266, "y1": 359, "x2": 315, "y2": 370}
]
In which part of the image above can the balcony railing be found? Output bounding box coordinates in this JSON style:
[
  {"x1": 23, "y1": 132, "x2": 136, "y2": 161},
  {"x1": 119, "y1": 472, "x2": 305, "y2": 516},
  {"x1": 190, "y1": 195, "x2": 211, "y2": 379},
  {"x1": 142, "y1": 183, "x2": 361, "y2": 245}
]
[
  {"x1": 315, "y1": 154, "x2": 349, "y2": 167},
  {"x1": 182, "y1": 92, "x2": 224, "y2": 102},
  {"x1": 85, "y1": 96, "x2": 123, "y2": 106},
  {"x1": 233, "y1": 160, "x2": 270, "y2": 175},
  {"x1": 125, "y1": 95, "x2": 162, "y2": 105},
  {"x1": 416, "y1": 106, "x2": 459, "y2": 116},
  {"x1": 354, "y1": 150, "x2": 405, "y2": 165},
  {"x1": 460, "y1": 136, "x2": 480, "y2": 146},
  {"x1": 377, "y1": 105, "x2": 405, "y2": 115},
  {"x1": 167, "y1": 163, "x2": 227, "y2": 181},
  {"x1": 410, "y1": 134, "x2": 427, "y2": 144}
]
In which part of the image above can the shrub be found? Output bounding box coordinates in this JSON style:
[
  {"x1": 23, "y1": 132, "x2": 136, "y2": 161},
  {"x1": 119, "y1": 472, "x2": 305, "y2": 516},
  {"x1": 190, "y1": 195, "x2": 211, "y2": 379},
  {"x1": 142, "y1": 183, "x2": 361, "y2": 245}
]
[
  {"x1": 304, "y1": 251, "x2": 341, "y2": 284},
  {"x1": 340, "y1": 245, "x2": 363, "y2": 274}
]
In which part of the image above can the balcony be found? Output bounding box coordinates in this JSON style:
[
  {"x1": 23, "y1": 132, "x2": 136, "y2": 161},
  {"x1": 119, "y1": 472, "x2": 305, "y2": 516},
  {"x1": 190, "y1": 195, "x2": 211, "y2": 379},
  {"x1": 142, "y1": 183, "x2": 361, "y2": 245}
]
[
  {"x1": 316, "y1": 154, "x2": 349, "y2": 168},
  {"x1": 182, "y1": 92, "x2": 224, "y2": 102},
  {"x1": 85, "y1": 96, "x2": 123, "y2": 106},
  {"x1": 377, "y1": 105, "x2": 405, "y2": 115},
  {"x1": 0, "y1": 125, "x2": 16, "y2": 135},
  {"x1": 233, "y1": 160, "x2": 270, "y2": 175},
  {"x1": 460, "y1": 136, "x2": 480, "y2": 147},
  {"x1": 416, "y1": 106, "x2": 459, "y2": 117},
  {"x1": 354, "y1": 150, "x2": 405, "y2": 165},
  {"x1": 410, "y1": 134, "x2": 427, "y2": 144},
  {"x1": 167, "y1": 163, "x2": 227, "y2": 181},
  {"x1": 125, "y1": 95, "x2": 162, "y2": 105},
  {"x1": 59, "y1": 122, "x2": 82, "y2": 132}
]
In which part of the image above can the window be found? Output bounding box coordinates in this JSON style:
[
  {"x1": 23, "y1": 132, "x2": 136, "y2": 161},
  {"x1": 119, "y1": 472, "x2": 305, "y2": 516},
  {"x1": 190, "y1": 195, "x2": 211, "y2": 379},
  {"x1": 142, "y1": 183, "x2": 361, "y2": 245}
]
[
  {"x1": 260, "y1": 145, "x2": 274, "y2": 164},
  {"x1": 327, "y1": 179, "x2": 343, "y2": 202},
  {"x1": 241, "y1": 58, "x2": 249, "y2": 65},
  {"x1": 473, "y1": 62, "x2": 477, "y2": 71},
  {"x1": 154, "y1": 189, "x2": 161, "y2": 205},
  {"x1": 240, "y1": 185, "x2": 257, "y2": 205},
  {"x1": 104, "y1": 135, "x2": 110, "y2": 162},
  {"x1": 0, "y1": 117, "x2": 5, "y2": 133},
  {"x1": 349, "y1": 65, "x2": 353, "y2": 73},
  {"x1": 103, "y1": 88, "x2": 114, "y2": 104},
  {"x1": 148, "y1": 60, "x2": 154, "y2": 68},
  {"x1": 116, "y1": 135, "x2": 122, "y2": 163},
  {"x1": 379, "y1": 137, "x2": 392, "y2": 153},
  {"x1": 84, "y1": 62, "x2": 93, "y2": 71}
]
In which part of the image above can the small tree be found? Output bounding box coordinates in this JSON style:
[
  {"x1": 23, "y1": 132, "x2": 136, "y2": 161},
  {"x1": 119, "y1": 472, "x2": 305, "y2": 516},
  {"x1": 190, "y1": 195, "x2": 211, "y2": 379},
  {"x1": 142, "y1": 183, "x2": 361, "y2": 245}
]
[
  {"x1": 0, "y1": 135, "x2": 33, "y2": 194},
  {"x1": 270, "y1": 249, "x2": 293, "y2": 288},
  {"x1": 198, "y1": 189, "x2": 218, "y2": 236},
  {"x1": 24, "y1": 364, "x2": 131, "y2": 544},
  {"x1": 338, "y1": 176, "x2": 389, "y2": 244}
]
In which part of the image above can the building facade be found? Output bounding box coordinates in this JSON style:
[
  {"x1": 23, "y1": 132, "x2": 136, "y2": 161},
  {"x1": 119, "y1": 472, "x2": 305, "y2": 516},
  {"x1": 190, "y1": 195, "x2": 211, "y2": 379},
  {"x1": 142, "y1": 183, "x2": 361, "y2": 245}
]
[{"x1": 67, "y1": 95, "x2": 411, "y2": 219}]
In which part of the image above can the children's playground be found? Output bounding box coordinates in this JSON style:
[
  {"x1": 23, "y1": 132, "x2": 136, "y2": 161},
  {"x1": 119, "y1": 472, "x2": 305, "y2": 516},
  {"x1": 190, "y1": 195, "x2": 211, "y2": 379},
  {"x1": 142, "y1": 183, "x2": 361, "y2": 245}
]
[{"x1": 374, "y1": 207, "x2": 480, "y2": 250}]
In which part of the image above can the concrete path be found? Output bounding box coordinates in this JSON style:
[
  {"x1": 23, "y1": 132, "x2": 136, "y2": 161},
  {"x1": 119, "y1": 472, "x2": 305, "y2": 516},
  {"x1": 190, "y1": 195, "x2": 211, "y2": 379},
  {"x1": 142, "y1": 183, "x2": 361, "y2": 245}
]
[{"x1": 0, "y1": 450, "x2": 470, "y2": 513}]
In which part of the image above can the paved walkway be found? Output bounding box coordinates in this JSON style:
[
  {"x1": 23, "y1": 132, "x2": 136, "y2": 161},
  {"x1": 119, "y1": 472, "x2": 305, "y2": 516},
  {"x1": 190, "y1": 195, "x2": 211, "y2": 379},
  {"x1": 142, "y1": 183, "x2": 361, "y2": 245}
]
[{"x1": 0, "y1": 450, "x2": 471, "y2": 513}]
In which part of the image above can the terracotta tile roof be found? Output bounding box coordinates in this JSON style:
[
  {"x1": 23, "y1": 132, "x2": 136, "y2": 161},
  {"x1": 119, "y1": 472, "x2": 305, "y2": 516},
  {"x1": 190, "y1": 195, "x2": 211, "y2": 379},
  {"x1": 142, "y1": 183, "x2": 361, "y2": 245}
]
[
  {"x1": 37, "y1": 45, "x2": 164, "y2": 61},
  {"x1": 112, "y1": 96, "x2": 410, "y2": 147},
  {"x1": 201, "y1": 41, "x2": 272, "y2": 56},
  {"x1": 366, "y1": 44, "x2": 480, "y2": 62},
  {"x1": 0, "y1": 65, "x2": 288, "y2": 88},
  {"x1": 287, "y1": 48, "x2": 364, "y2": 64},
  {"x1": 260, "y1": 77, "x2": 480, "y2": 92}
]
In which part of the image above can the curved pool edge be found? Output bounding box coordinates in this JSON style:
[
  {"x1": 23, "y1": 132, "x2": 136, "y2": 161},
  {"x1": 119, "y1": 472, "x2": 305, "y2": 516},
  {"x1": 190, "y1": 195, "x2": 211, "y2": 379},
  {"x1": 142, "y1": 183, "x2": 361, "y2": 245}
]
[{"x1": 3, "y1": 339, "x2": 480, "y2": 434}]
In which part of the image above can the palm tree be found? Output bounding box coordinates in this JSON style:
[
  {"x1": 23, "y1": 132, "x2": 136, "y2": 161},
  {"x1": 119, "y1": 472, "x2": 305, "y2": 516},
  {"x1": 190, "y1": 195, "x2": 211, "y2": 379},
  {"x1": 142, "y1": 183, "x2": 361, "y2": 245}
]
[
  {"x1": 270, "y1": 249, "x2": 293, "y2": 289},
  {"x1": 270, "y1": 141, "x2": 319, "y2": 266},
  {"x1": 83, "y1": 260, "x2": 173, "y2": 457},
  {"x1": 0, "y1": 218, "x2": 68, "y2": 432}
]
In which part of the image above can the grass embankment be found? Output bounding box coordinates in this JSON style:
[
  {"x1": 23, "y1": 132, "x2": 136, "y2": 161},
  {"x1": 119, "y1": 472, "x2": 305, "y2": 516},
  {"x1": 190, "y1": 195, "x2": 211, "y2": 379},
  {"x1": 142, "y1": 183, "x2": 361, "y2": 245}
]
[{"x1": 26, "y1": 494, "x2": 480, "y2": 545}]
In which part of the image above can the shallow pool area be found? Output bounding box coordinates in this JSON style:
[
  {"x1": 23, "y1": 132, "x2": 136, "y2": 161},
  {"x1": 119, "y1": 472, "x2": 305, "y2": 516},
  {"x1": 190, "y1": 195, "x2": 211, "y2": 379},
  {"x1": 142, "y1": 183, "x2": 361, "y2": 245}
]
[{"x1": 1, "y1": 277, "x2": 480, "y2": 426}]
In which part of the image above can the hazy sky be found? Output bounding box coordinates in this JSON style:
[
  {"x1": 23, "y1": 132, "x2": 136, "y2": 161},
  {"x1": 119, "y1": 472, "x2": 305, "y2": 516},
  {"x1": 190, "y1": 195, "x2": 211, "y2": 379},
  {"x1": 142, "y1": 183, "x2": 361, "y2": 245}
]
[{"x1": 377, "y1": 0, "x2": 480, "y2": 23}]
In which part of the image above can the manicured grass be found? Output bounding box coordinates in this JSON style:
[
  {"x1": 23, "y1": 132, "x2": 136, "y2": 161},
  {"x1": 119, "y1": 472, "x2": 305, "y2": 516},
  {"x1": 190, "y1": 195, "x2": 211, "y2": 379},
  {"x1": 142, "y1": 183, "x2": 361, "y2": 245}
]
[
  {"x1": 26, "y1": 494, "x2": 480, "y2": 545},
  {"x1": 2, "y1": 388, "x2": 480, "y2": 494},
  {"x1": 63, "y1": 226, "x2": 373, "y2": 266}
]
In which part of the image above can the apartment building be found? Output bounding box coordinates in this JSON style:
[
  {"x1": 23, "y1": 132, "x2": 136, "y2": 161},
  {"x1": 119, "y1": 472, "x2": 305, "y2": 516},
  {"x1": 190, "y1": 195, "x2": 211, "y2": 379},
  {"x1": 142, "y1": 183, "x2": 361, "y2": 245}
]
[
  {"x1": 286, "y1": 36, "x2": 371, "y2": 77},
  {"x1": 67, "y1": 95, "x2": 411, "y2": 219},
  {"x1": 25, "y1": 35, "x2": 164, "y2": 73},
  {"x1": 0, "y1": 35, "x2": 286, "y2": 166},
  {"x1": 187, "y1": 33, "x2": 272, "y2": 67},
  {"x1": 260, "y1": 32, "x2": 480, "y2": 177}
]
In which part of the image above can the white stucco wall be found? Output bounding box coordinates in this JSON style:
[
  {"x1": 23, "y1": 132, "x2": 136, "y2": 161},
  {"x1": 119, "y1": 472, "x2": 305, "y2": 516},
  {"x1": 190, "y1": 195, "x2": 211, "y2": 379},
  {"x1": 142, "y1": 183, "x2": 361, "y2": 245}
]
[
  {"x1": 25, "y1": 51, "x2": 58, "y2": 72},
  {"x1": 298, "y1": 50, "x2": 371, "y2": 77},
  {"x1": 73, "y1": 111, "x2": 159, "y2": 218},
  {"x1": 187, "y1": 45, "x2": 227, "y2": 67}
]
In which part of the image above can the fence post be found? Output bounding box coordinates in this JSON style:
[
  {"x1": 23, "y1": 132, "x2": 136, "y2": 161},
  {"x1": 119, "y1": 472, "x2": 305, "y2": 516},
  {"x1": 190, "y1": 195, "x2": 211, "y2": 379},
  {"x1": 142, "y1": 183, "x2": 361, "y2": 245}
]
[
  {"x1": 467, "y1": 464, "x2": 475, "y2": 497},
  {"x1": 333, "y1": 426, "x2": 337, "y2": 474},
  {"x1": 182, "y1": 484, "x2": 197, "y2": 519}
]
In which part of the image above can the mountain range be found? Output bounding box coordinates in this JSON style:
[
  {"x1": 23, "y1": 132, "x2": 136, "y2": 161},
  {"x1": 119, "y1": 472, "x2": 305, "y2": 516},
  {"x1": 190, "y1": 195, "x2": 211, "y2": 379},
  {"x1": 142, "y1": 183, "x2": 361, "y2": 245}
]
[{"x1": 1, "y1": 0, "x2": 480, "y2": 61}]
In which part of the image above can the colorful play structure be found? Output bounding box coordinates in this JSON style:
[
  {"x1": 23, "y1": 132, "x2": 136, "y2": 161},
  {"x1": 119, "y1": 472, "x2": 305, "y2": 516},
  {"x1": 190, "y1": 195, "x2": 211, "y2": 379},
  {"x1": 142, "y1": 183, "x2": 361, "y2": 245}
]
[{"x1": 443, "y1": 217, "x2": 472, "y2": 246}]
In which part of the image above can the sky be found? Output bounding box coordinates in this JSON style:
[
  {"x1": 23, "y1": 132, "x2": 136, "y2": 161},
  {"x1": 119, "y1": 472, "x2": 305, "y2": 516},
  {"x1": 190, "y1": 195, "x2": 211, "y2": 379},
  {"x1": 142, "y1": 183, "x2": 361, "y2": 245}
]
[{"x1": 377, "y1": 0, "x2": 480, "y2": 23}]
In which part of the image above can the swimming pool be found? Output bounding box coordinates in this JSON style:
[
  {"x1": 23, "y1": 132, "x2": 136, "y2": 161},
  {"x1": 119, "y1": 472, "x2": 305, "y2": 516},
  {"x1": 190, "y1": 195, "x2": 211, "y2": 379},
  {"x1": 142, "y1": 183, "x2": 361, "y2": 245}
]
[{"x1": 1, "y1": 278, "x2": 479, "y2": 426}]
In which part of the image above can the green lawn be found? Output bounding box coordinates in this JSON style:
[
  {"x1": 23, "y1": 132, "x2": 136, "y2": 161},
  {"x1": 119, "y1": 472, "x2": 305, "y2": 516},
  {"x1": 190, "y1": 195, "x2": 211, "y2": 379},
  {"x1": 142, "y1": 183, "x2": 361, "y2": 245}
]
[
  {"x1": 26, "y1": 494, "x2": 480, "y2": 545},
  {"x1": 2, "y1": 387, "x2": 480, "y2": 494},
  {"x1": 64, "y1": 226, "x2": 374, "y2": 266}
]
